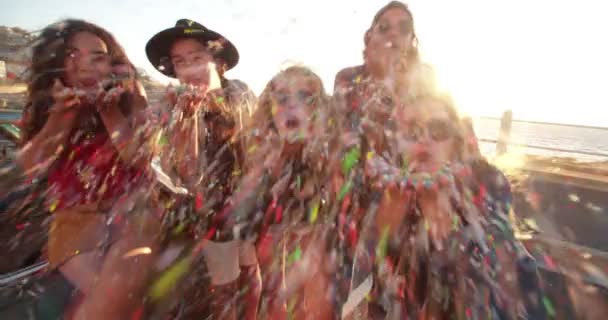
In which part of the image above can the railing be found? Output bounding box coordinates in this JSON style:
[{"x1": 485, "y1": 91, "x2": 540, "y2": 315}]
[
  {"x1": 473, "y1": 110, "x2": 608, "y2": 159},
  {"x1": 478, "y1": 138, "x2": 608, "y2": 158},
  {"x1": 2, "y1": 108, "x2": 608, "y2": 159}
]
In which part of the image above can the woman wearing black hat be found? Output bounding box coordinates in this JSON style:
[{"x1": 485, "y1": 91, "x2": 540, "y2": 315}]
[{"x1": 146, "y1": 19, "x2": 259, "y2": 319}]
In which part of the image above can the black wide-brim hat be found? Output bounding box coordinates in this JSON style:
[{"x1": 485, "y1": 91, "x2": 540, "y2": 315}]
[{"x1": 146, "y1": 19, "x2": 239, "y2": 78}]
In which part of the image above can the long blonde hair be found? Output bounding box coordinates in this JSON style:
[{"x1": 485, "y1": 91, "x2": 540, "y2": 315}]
[{"x1": 241, "y1": 66, "x2": 334, "y2": 172}]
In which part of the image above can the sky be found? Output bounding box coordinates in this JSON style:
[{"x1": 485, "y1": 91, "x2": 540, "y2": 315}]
[{"x1": 2, "y1": 0, "x2": 608, "y2": 127}]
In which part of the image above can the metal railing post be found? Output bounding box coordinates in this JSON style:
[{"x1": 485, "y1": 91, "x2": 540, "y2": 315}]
[{"x1": 497, "y1": 110, "x2": 513, "y2": 155}]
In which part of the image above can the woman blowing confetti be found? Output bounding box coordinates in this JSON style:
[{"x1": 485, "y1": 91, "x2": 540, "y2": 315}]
[{"x1": 18, "y1": 19, "x2": 159, "y2": 319}]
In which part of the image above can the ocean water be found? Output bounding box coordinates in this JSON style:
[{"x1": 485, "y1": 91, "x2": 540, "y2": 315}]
[{"x1": 472, "y1": 118, "x2": 608, "y2": 161}]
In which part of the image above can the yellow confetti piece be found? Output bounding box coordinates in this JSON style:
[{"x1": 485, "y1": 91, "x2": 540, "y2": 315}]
[
  {"x1": 384, "y1": 188, "x2": 391, "y2": 202},
  {"x1": 367, "y1": 151, "x2": 374, "y2": 160},
  {"x1": 123, "y1": 247, "x2": 152, "y2": 259},
  {"x1": 49, "y1": 200, "x2": 59, "y2": 213},
  {"x1": 309, "y1": 201, "x2": 320, "y2": 224},
  {"x1": 375, "y1": 226, "x2": 390, "y2": 263},
  {"x1": 172, "y1": 223, "x2": 186, "y2": 236}
]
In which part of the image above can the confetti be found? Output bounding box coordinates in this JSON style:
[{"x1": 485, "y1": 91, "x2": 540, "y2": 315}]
[
  {"x1": 123, "y1": 247, "x2": 152, "y2": 259},
  {"x1": 148, "y1": 257, "x2": 191, "y2": 301}
]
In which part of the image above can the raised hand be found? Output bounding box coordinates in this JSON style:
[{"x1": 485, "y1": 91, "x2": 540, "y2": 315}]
[
  {"x1": 166, "y1": 85, "x2": 205, "y2": 118},
  {"x1": 50, "y1": 78, "x2": 85, "y2": 114},
  {"x1": 96, "y1": 85, "x2": 126, "y2": 112}
]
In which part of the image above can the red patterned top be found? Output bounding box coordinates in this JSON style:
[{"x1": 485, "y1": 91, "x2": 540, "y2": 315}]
[{"x1": 48, "y1": 126, "x2": 145, "y2": 210}]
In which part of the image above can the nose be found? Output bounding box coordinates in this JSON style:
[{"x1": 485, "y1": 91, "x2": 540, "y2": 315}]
[
  {"x1": 384, "y1": 25, "x2": 401, "y2": 43},
  {"x1": 285, "y1": 102, "x2": 298, "y2": 110},
  {"x1": 416, "y1": 128, "x2": 432, "y2": 144}
]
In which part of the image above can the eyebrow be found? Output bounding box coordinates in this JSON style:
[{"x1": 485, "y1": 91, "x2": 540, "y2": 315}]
[
  {"x1": 90, "y1": 49, "x2": 109, "y2": 55},
  {"x1": 66, "y1": 47, "x2": 108, "y2": 55},
  {"x1": 170, "y1": 50, "x2": 208, "y2": 59}
]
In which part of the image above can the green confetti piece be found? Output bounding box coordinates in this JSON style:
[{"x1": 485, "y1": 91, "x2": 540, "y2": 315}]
[
  {"x1": 452, "y1": 215, "x2": 460, "y2": 230},
  {"x1": 309, "y1": 201, "x2": 320, "y2": 224},
  {"x1": 375, "y1": 226, "x2": 390, "y2": 263},
  {"x1": 543, "y1": 296, "x2": 556, "y2": 317},
  {"x1": 401, "y1": 157, "x2": 409, "y2": 175},
  {"x1": 288, "y1": 246, "x2": 303, "y2": 265},
  {"x1": 337, "y1": 180, "x2": 352, "y2": 201},
  {"x1": 171, "y1": 222, "x2": 186, "y2": 236},
  {"x1": 492, "y1": 218, "x2": 509, "y2": 234},
  {"x1": 342, "y1": 147, "x2": 361, "y2": 175},
  {"x1": 148, "y1": 257, "x2": 191, "y2": 301},
  {"x1": 157, "y1": 133, "x2": 169, "y2": 146},
  {"x1": 296, "y1": 175, "x2": 302, "y2": 190}
]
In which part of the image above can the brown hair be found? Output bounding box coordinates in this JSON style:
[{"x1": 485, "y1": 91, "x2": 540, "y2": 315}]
[
  {"x1": 21, "y1": 19, "x2": 140, "y2": 144},
  {"x1": 363, "y1": 1, "x2": 420, "y2": 67}
]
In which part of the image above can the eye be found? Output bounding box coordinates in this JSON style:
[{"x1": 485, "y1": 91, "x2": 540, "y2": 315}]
[
  {"x1": 298, "y1": 90, "x2": 316, "y2": 106},
  {"x1": 172, "y1": 58, "x2": 185, "y2": 67},
  {"x1": 405, "y1": 122, "x2": 423, "y2": 141},
  {"x1": 66, "y1": 49, "x2": 79, "y2": 60},
  {"x1": 381, "y1": 95, "x2": 394, "y2": 107},
  {"x1": 378, "y1": 21, "x2": 390, "y2": 33},
  {"x1": 428, "y1": 119, "x2": 452, "y2": 141},
  {"x1": 91, "y1": 53, "x2": 110, "y2": 64},
  {"x1": 399, "y1": 20, "x2": 411, "y2": 35},
  {"x1": 275, "y1": 93, "x2": 289, "y2": 105}
]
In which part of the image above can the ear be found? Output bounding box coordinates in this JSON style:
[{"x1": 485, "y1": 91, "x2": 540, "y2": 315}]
[
  {"x1": 363, "y1": 29, "x2": 371, "y2": 46},
  {"x1": 215, "y1": 59, "x2": 228, "y2": 75}
]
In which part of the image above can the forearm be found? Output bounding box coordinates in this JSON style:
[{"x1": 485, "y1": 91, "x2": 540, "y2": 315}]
[
  {"x1": 18, "y1": 111, "x2": 76, "y2": 173},
  {"x1": 172, "y1": 114, "x2": 201, "y2": 187},
  {"x1": 100, "y1": 107, "x2": 152, "y2": 168}
]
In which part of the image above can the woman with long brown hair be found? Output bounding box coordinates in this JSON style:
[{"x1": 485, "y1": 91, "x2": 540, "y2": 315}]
[
  {"x1": 19, "y1": 19, "x2": 158, "y2": 319},
  {"x1": 333, "y1": 1, "x2": 433, "y2": 125}
]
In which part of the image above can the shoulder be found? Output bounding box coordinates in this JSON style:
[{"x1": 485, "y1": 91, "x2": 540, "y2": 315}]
[
  {"x1": 334, "y1": 65, "x2": 365, "y2": 89},
  {"x1": 223, "y1": 78, "x2": 256, "y2": 104},
  {"x1": 224, "y1": 79, "x2": 253, "y2": 96},
  {"x1": 470, "y1": 159, "x2": 512, "y2": 203}
]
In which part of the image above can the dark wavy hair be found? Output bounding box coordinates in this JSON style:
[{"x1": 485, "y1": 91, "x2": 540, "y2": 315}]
[
  {"x1": 363, "y1": 1, "x2": 420, "y2": 67},
  {"x1": 21, "y1": 19, "x2": 138, "y2": 144}
]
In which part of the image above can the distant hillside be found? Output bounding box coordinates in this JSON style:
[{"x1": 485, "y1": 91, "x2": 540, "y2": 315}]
[{"x1": 0, "y1": 25, "x2": 32, "y2": 80}]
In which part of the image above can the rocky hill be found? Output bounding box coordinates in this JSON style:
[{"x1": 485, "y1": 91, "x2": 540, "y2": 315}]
[{"x1": 0, "y1": 26, "x2": 32, "y2": 80}]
